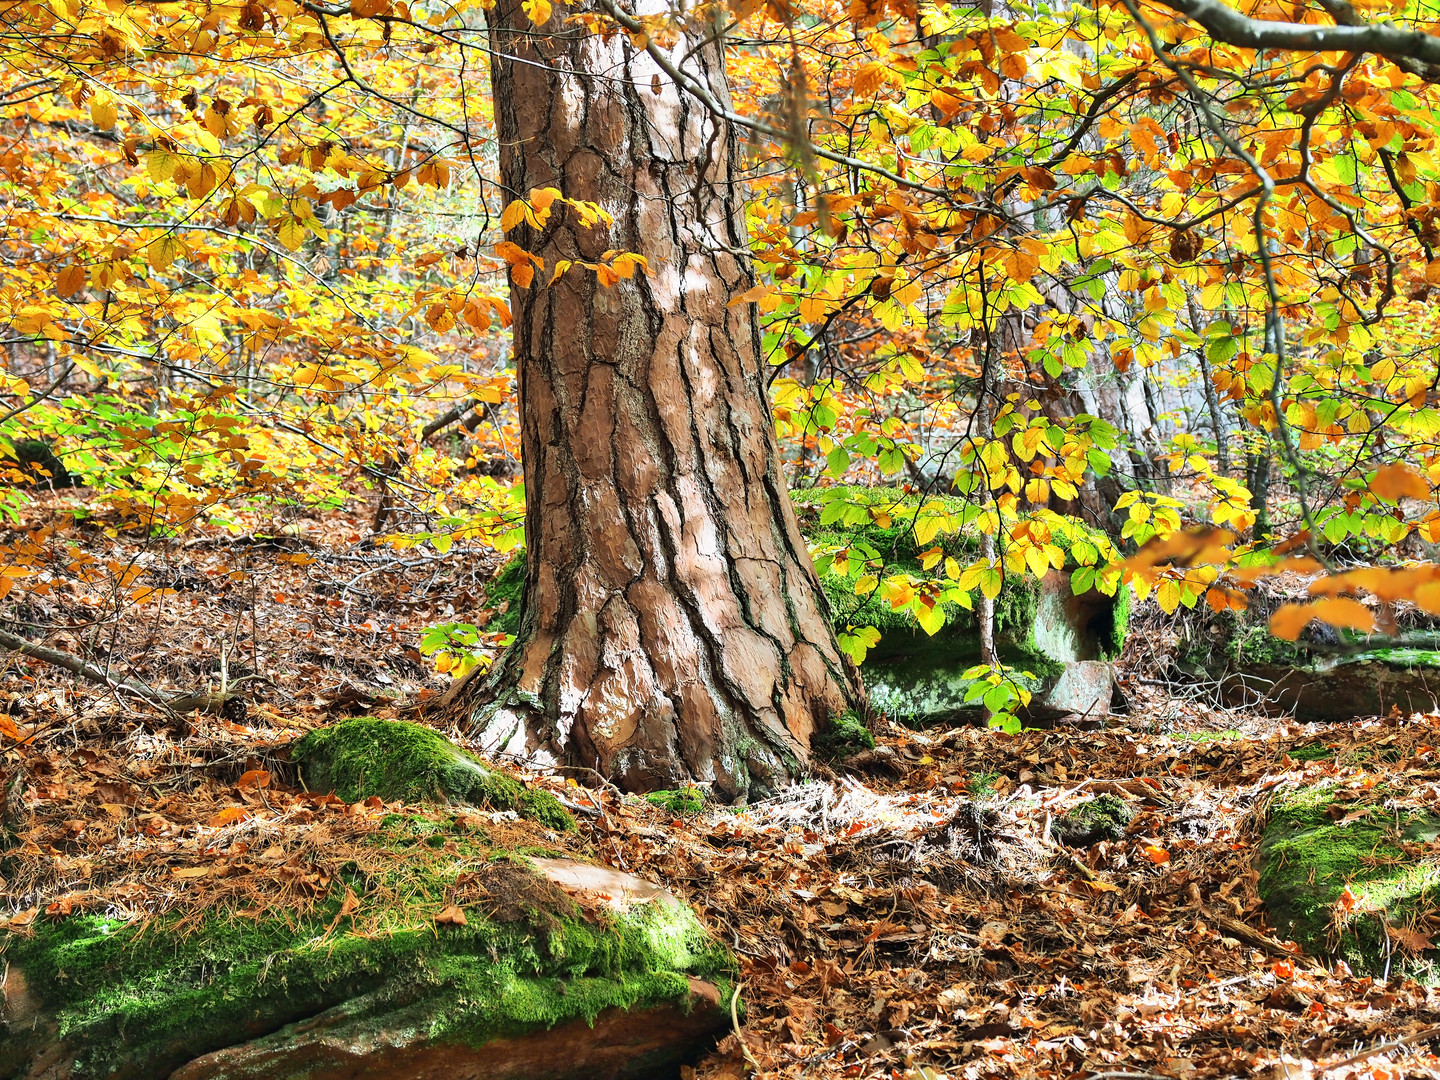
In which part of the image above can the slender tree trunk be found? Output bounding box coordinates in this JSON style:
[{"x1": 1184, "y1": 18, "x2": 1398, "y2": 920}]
[{"x1": 443, "y1": 0, "x2": 865, "y2": 798}]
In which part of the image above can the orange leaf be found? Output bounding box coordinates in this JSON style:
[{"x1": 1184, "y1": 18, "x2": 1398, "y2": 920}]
[
  {"x1": 1268, "y1": 602, "x2": 1315, "y2": 641},
  {"x1": 0, "y1": 714, "x2": 18, "y2": 741},
  {"x1": 1140, "y1": 844, "x2": 1170, "y2": 865},
  {"x1": 237, "y1": 769, "x2": 271, "y2": 790},
  {"x1": 208, "y1": 806, "x2": 248, "y2": 827},
  {"x1": 1370, "y1": 462, "x2": 1430, "y2": 503},
  {"x1": 1308, "y1": 596, "x2": 1375, "y2": 634},
  {"x1": 435, "y1": 904, "x2": 468, "y2": 926}
]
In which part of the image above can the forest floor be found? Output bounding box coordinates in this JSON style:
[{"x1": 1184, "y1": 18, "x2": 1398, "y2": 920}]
[{"x1": 2, "y1": 504, "x2": 1440, "y2": 1080}]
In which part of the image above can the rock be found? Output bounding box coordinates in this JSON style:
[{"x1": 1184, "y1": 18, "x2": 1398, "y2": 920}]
[
  {"x1": 1225, "y1": 650, "x2": 1440, "y2": 721},
  {"x1": 1054, "y1": 794, "x2": 1134, "y2": 846},
  {"x1": 2, "y1": 851, "x2": 733, "y2": 1080},
  {"x1": 1258, "y1": 783, "x2": 1440, "y2": 977},
  {"x1": 291, "y1": 718, "x2": 574, "y2": 830},
  {"x1": 862, "y1": 570, "x2": 1127, "y2": 728}
]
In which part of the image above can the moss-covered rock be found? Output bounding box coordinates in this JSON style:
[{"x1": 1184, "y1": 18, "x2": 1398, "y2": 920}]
[
  {"x1": 483, "y1": 555, "x2": 526, "y2": 635},
  {"x1": 644, "y1": 789, "x2": 705, "y2": 815},
  {"x1": 1055, "y1": 794, "x2": 1134, "y2": 846},
  {"x1": 0, "y1": 845, "x2": 734, "y2": 1080},
  {"x1": 292, "y1": 718, "x2": 574, "y2": 831},
  {"x1": 1258, "y1": 783, "x2": 1440, "y2": 977},
  {"x1": 811, "y1": 711, "x2": 876, "y2": 763}
]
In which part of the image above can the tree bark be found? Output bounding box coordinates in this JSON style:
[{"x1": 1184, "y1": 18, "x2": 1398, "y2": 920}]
[{"x1": 445, "y1": 0, "x2": 865, "y2": 798}]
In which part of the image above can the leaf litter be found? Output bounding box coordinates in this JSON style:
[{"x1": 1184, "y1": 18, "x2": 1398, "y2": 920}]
[{"x1": 1, "y1": 510, "x2": 1440, "y2": 1079}]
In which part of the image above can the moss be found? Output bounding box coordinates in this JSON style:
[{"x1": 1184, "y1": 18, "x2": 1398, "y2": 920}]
[
  {"x1": 1102, "y1": 582, "x2": 1131, "y2": 660},
  {"x1": 644, "y1": 789, "x2": 706, "y2": 815},
  {"x1": 1055, "y1": 794, "x2": 1134, "y2": 846},
  {"x1": 810, "y1": 711, "x2": 876, "y2": 763},
  {"x1": 292, "y1": 718, "x2": 573, "y2": 831},
  {"x1": 2, "y1": 850, "x2": 733, "y2": 1080},
  {"x1": 1180, "y1": 729, "x2": 1242, "y2": 743},
  {"x1": 1258, "y1": 783, "x2": 1440, "y2": 977},
  {"x1": 484, "y1": 555, "x2": 526, "y2": 635},
  {"x1": 1288, "y1": 742, "x2": 1337, "y2": 762},
  {"x1": 968, "y1": 770, "x2": 1001, "y2": 796}
]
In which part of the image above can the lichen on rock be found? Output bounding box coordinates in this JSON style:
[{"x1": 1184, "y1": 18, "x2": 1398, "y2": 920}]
[{"x1": 292, "y1": 717, "x2": 574, "y2": 830}]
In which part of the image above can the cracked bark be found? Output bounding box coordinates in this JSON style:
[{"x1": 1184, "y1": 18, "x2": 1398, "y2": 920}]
[{"x1": 442, "y1": 0, "x2": 865, "y2": 798}]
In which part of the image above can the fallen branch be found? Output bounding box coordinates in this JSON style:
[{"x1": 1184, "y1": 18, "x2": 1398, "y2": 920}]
[{"x1": 0, "y1": 627, "x2": 246, "y2": 720}]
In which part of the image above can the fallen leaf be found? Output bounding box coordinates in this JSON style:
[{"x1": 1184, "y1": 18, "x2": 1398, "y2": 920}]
[
  {"x1": 435, "y1": 904, "x2": 467, "y2": 926},
  {"x1": 237, "y1": 769, "x2": 271, "y2": 789}
]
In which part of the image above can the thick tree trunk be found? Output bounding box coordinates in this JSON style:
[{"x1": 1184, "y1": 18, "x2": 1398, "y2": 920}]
[{"x1": 446, "y1": 0, "x2": 864, "y2": 798}]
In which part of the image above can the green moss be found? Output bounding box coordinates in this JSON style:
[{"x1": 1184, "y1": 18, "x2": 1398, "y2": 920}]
[
  {"x1": 811, "y1": 711, "x2": 876, "y2": 763},
  {"x1": 292, "y1": 718, "x2": 573, "y2": 831},
  {"x1": 484, "y1": 556, "x2": 526, "y2": 635},
  {"x1": 1258, "y1": 783, "x2": 1440, "y2": 977},
  {"x1": 1055, "y1": 794, "x2": 1134, "y2": 846},
  {"x1": 968, "y1": 770, "x2": 1001, "y2": 796},
  {"x1": 1, "y1": 850, "x2": 733, "y2": 1080},
  {"x1": 1288, "y1": 742, "x2": 1337, "y2": 761},
  {"x1": 1103, "y1": 583, "x2": 1131, "y2": 660},
  {"x1": 644, "y1": 789, "x2": 705, "y2": 815},
  {"x1": 1180, "y1": 729, "x2": 1242, "y2": 743}
]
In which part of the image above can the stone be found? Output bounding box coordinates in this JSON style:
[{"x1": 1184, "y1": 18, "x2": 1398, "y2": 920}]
[
  {"x1": 862, "y1": 570, "x2": 1126, "y2": 727},
  {"x1": 1224, "y1": 649, "x2": 1440, "y2": 721},
  {"x1": 1258, "y1": 783, "x2": 1440, "y2": 977},
  {"x1": 2, "y1": 845, "x2": 732, "y2": 1080}
]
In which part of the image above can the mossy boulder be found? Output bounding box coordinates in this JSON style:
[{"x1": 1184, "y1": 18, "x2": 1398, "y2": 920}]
[
  {"x1": 1055, "y1": 794, "x2": 1134, "y2": 846},
  {"x1": 1, "y1": 842, "x2": 734, "y2": 1080},
  {"x1": 1258, "y1": 783, "x2": 1440, "y2": 978},
  {"x1": 293, "y1": 718, "x2": 574, "y2": 831},
  {"x1": 1182, "y1": 608, "x2": 1440, "y2": 722}
]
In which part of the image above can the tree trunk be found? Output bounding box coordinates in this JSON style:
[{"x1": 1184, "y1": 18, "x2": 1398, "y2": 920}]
[{"x1": 444, "y1": 0, "x2": 865, "y2": 799}]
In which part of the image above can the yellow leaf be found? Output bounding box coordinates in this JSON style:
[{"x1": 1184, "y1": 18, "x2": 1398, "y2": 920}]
[
  {"x1": 146, "y1": 236, "x2": 184, "y2": 272},
  {"x1": 90, "y1": 94, "x2": 117, "y2": 130},
  {"x1": 501, "y1": 199, "x2": 528, "y2": 232},
  {"x1": 522, "y1": 0, "x2": 552, "y2": 23},
  {"x1": 146, "y1": 150, "x2": 181, "y2": 182},
  {"x1": 1155, "y1": 578, "x2": 1183, "y2": 614},
  {"x1": 276, "y1": 217, "x2": 307, "y2": 252}
]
